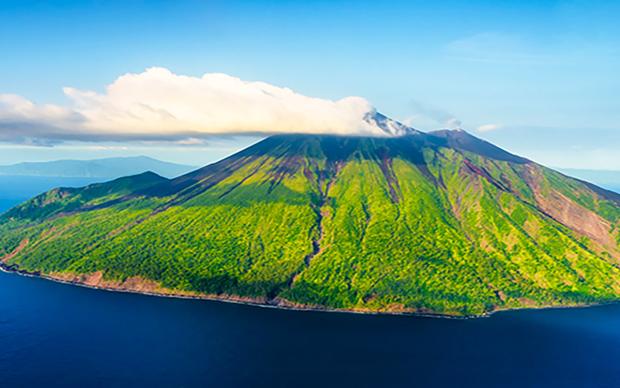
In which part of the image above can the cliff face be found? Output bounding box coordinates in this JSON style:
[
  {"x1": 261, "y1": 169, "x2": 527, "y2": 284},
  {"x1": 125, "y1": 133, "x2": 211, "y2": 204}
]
[{"x1": 2, "y1": 130, "x2": 620, "y2": 316}]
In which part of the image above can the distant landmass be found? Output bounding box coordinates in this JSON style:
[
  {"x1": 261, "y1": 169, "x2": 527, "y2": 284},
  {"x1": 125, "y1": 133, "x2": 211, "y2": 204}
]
[
  {"x1": 558, "y1": 168, "x2": 620, "y2": 193},
  {"x1": 0, "y1": 156, "x2": 195, "y2": 179},
  {"x1": 0, "y1": 156, "x2": 197, "y2": 213},
  {"x1": 1, "y1": 114, "x2": 620, "y2": 317}
]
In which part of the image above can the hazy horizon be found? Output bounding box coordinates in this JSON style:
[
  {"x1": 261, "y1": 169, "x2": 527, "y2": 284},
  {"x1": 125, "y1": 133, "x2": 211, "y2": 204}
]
[{"x1": 0, "y1": 129, "x2": 618, "y2": 174}]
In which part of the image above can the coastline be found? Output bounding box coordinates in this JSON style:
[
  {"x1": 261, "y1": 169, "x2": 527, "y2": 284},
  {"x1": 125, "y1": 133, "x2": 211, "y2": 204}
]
[{"x1": 0, "y1": 262, "x2": 610, "y2": 319}]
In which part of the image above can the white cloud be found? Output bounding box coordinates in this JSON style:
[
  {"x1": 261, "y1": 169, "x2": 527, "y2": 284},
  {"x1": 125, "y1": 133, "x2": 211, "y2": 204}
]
[
  {"x1": 175, "y1": 138, "x2": 207, "y2": 146},
  {"x1": 0, "y1": 94, "x2": 69, "y2": 122},
  {"x1": 476, "y1": 123, "x2": 502, "y2": 132},
  {"x1": 0, "y1": 67, "x2": 387, "y2": 143},
  {"x1": 445, "y1": 118, "x2": 463, "y2": 130}
]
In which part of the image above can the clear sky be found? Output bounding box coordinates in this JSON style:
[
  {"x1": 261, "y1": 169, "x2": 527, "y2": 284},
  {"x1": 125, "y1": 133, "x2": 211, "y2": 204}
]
[{"x1": 0, "y1": 0, "x2": 618, "y2": 169}]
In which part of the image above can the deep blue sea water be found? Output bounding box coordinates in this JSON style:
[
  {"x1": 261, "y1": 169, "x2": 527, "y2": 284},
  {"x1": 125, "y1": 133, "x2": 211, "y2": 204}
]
[{"x1": 1, "y1": 270, "x2": 620, "y2": 387}]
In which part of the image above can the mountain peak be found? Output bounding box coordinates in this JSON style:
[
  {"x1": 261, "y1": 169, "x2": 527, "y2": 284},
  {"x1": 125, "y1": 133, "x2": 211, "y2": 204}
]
[{"x1": 364, "y1": 111, "x2": 420, "y2": 137}]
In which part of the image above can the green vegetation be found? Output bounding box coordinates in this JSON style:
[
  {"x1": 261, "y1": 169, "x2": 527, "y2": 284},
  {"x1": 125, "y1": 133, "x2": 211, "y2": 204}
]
[{"x1": 2, "y1": 131, "x2": 620, "y2": 316}]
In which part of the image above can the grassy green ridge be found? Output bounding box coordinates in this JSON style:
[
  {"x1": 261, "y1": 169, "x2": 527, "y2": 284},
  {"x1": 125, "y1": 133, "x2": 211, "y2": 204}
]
[{"x1": 2, "y1": 132, "x2": 620, "y2": 316}]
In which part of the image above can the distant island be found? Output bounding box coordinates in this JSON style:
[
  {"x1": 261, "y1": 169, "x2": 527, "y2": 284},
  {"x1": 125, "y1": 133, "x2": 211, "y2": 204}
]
[
  {"x1": 0, "y1": 156, "x2": 197, "y2": 214},
  {"x1": 1, "y1": 115, "x2": 619, "y2": 317},
  {"x1": 557, "y1": 168, "x2": 620, "y2": 194},
  {"x1": 0, "y1": 156, "x2": 195, "y2": 179}
]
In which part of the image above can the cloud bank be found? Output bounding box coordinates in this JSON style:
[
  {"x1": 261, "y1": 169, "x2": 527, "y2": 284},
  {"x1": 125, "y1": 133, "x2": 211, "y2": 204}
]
[
  {"x1": 0, "y1": 67, "x2": 385, "y2": 144},
  {"x1": 476, "y1": 123, "x2": 502, "y2": 132}
]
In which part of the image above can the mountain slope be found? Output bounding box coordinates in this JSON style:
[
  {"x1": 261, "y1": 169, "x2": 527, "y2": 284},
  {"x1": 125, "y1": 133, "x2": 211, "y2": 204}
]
[
  {"x1": 2, "y1": 129, "x2": 620, "y2": 316},
  {"x1": 0, "y1": 156, "x2": 195, "y2": 178}
]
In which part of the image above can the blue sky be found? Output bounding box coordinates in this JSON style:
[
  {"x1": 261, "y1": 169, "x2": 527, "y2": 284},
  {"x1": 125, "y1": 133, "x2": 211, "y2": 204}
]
[{"x1": 0, "y1": 0, "x2": 619, "y2": 169}]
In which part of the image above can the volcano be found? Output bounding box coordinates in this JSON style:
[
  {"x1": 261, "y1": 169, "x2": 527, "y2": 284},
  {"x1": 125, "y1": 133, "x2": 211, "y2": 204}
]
[{"x1": 2, "y1": 119, "x2": 620, "y2": 316}]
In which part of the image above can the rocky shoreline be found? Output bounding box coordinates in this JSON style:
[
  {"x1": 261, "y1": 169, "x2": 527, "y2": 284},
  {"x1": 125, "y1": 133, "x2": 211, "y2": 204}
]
[
  {"x1": 0, "y1": 262, "x2": 484, "y2": 319},
  {"x1": 3, "y1": 261, "x2": 611, "y2": 319}
]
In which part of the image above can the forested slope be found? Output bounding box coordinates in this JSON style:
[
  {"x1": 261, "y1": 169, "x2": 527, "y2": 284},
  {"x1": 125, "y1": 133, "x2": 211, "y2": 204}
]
[{"x1": 2, "y1": 130, "x2": 620, "y2": 316}]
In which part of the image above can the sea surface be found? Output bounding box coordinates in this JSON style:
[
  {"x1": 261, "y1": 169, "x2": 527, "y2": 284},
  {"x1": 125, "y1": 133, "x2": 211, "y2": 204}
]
[
  {"x1": 1, "y1": 270, "x2": 620, "y2": 387},
  {"x1": 0, "y1": 176, "x2": 106, "y2": 213}
]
